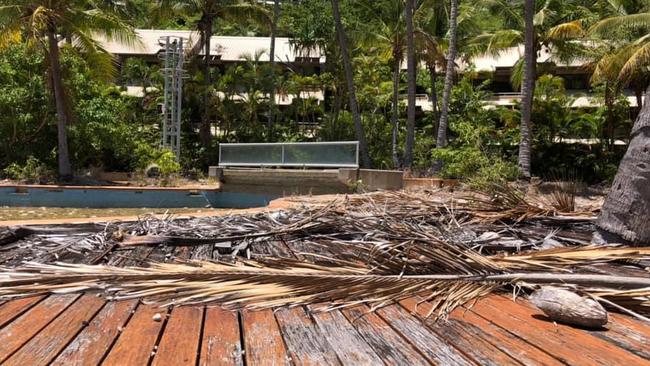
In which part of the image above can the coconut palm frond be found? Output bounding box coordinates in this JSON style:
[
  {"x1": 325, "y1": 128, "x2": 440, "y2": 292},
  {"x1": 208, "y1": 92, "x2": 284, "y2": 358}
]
[
  {"x1": 619, "y1": 40, "x2": 650, "y2": 82},
  {"x1": 467, "y1": 181, "x2": 596, "y2": 223},
  {"x1": 546, "y1": 20, "x2": 585, "y2": 41},
  {"x1": 0, "y1": 238, "x2": 507, "y2": 320},
  {"x1": 1, "y1": 242, "x2": 649, "y2": 319},
  {"x1": 468, "y1": 30, "x2": 523, "y2": 57},
  {"x1": 493, "y1": 245, "x2": 650, "y2": 271},
  {"x1": 589, "y1": 12, "x2": 650, "y2": 36}
]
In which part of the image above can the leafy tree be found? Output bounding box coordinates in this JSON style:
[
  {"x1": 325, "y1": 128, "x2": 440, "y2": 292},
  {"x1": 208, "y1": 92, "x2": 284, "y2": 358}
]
[
  {"x1": 0, "y1": 0, "x2": 136, "y2": 179},
  {"x1": 0, "y1": 43, "x2": 158, "y2": 174}
]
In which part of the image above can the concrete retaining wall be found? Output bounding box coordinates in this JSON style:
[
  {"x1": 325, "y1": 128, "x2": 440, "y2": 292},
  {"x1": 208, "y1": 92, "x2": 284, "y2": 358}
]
[
  {"x1": 217, "y1": 168, "x2": 350, "y2": 196},
  {"x1": 212, "y1": 167, "x2": 404, "y2": 196},
  {"x1": 338, "y1": 169, "x2": 403, "y2": 191}
]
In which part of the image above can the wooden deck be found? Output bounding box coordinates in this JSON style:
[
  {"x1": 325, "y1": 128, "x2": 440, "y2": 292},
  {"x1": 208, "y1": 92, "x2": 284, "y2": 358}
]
[
  {"x1": 1, "y1": 224, "x2": 649, "y2": 365},
  {"x1": 0, "y1": 293, "x2": 648, "y2": 365}
]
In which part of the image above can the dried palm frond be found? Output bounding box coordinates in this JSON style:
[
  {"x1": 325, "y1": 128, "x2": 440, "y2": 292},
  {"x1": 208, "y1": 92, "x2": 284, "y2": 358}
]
[
  {"x1": 2, "y1": 243, "x2": 650, "y2": 321},
  {"x1": 466, "y1": 182, "x2": 594, "y2": 223},
  {"x1": 492, "y1": 245, "x2": 650, "y2": 271},
  {"x1": 0, "y1": 239, "x2": 505, "y2": 320},
  {"x1": 548, "y1": 180, "x2": 578, "y2": 212}
]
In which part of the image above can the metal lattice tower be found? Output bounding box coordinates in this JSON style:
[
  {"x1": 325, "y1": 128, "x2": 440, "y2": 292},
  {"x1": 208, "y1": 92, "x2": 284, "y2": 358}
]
[{"x1": 159, "y1": 36, "x2": 186, "y2": 160}]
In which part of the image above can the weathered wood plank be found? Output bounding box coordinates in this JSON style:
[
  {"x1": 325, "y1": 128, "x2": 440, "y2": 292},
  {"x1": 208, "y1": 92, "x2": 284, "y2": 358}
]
[
  {"x1": 473, "y1": 296, "x2": 650, "y2": 366},
  {"x1": 152, "y1": 306, "x2": 203, "y2": 366},
  {"x1": 191, "y1": 244, "x2": 213, "y2": 260},
  {"x1": 241, "y1": 308, "x2": 289, "y2": 366},
  {"x1": 199, "y1": 307, "x2": 243, "y2": 366},
  {"x1": 451, "y1": 303, "x2": 563, "y2": 366},
  {"x1": 375, "y1": 303, "x2": 475, "y2": 366},
  {"x1": 3, "y1": 295, "x2": 105, "y2": 366},
  {"x1": 0, "y1": 294, "x2": 79, "y2": 363},
  {"x1": 109, "y1": 246, "x2": 153, "y2": 267},
  {"x1": 265, "y1": 239, "x2": 296, "y2": 258},
  {"x1": 102, "y1": 303, "x2": 168, "y2": 366},
  {"x1": 274, "y1": 306, "x2": 341, "y2": 366},
  {"x1": 0, "y1": 296, "x2": 45, "y2": 328},
  {"x1": 510, "y1": 296, "x2": 650, "y2": 360},
  {"x1": 51, "y1": 300, "x2": 139, "y2": 366},
  {"x1": 400, "y1": 297, "x2": 520, "y2": 366},
  {"x1": 173, "y1": 245, "x2": 195, "y2": 260},
  {"x1": 307, "y1": 305, "x2": 385, "y2": 365},
  {"x1": 340, "y1": 304, "x2": 431, "y2": 366}
]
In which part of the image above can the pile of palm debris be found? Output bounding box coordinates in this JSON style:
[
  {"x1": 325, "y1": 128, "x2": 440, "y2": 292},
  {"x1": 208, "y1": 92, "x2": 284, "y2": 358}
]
[{"x1": 0, "y1": 185, "x2": 648, "y2": 323}]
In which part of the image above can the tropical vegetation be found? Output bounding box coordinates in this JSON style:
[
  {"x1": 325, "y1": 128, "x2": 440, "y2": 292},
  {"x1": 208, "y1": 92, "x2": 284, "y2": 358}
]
[{"x1": 0, "y1": 0, "x2": 646, "y2": 184}]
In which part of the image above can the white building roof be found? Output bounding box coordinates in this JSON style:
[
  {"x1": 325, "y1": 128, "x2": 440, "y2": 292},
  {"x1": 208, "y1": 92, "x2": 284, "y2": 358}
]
[
  {"x1": 484, "y1": 92, "x2": 643, "y2": 108},
  {"x1": 461, "y1": 45, "x2": 588, "y2": 72},
  {"x1": 97, "y1": 29, "x2": 323, "y2": 63}
]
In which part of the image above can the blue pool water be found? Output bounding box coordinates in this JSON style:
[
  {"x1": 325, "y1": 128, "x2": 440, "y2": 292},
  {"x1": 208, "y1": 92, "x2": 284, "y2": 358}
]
[{"x1": 0, "y1": 186, "x2": 274, "y2": 209}]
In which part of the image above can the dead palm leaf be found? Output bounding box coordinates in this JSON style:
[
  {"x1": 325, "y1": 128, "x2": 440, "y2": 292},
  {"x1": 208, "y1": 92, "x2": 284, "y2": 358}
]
[{"x1": 1, "y1": 243, "x2": 649, "y2": 321}]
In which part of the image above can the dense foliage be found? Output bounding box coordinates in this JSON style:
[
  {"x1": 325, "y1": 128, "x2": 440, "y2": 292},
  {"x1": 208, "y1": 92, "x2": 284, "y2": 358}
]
[{"x1": 1, "y1": 0, "x2": 646, "y2": 183}]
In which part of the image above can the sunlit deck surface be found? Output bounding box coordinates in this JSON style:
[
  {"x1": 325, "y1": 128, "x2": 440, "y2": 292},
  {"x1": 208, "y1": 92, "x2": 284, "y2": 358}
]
[{"x1": 0, "y1": 224, "x2": 649, "y2": 365}]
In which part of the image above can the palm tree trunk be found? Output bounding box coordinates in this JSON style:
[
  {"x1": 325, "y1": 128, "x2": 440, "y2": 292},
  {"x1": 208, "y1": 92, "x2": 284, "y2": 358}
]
[
  {"x1": 403, "y1": 0, "x2": 417, "y2": 168},
  {"x1": 47, "y1": 29, "x2": 72, "y2": 179},
  {"x1": 635, "y1": 85, "x2": 643, "y2": 109},
  {"x1": 517, "y1": 0, "x2": 535, "y2": 178},
  {"x1": 433, "y1": 0, "x2": 459, "y2": 171},
  {"x1": 429, "y1": 64, "x2": 439, "y2": 121},
  {"x1": 596, "y1": 85, "x2": 650, "y2": 246},
  {"x1": 391, "y1": 59, "x2": 401, "y2": 168},
  {"x1": 200, "y1": 18, "x2": 213, "y2": 148},
  {"x1": 604, "y1": 81, "x2": 615, "y2": 151},
  {"x1": 331, "y1": 0, "x2": 371, "y2": 168},
  {"x1": 268, "y1": 0, "x2": 280, "y2": 139}
]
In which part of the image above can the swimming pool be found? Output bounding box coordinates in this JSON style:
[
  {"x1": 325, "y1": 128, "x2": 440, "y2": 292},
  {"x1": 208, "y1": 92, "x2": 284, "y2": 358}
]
[{"x1": 0, "y1": 185, "x2": 274, "y2": 209}]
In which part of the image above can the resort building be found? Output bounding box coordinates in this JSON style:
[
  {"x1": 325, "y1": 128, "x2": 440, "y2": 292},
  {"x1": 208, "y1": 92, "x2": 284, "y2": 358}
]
[{"x1": 98, "y1": 29, "x2": 325, "y2": 106}]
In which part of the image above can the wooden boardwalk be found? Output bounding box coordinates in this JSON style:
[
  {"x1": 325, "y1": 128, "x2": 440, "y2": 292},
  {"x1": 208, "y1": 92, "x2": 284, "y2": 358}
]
[
  {"x1": 0, "y1": 224, "x2": 649, "y2": 365},
  {"x1": 0, "y1": 293, "x2": 648, "y2": 365}
]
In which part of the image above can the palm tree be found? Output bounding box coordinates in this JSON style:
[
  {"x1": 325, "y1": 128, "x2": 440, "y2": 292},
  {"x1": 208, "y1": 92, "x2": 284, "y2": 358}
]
[
  {"x1": 0, "y1": 0, "x2": 136, "y2": 179},
  {"x1": 403, "y1": 0, "x2": 417, "y2": 169},
  {"x1": 357, "y1": 0, "x2": 405, "y2": 167},
  {"x1": 518, "y1": 0, "x2": 534, "y2": 178},
  {"x1": 469, "y1": 0, "x2": 587, "y2": 177},
  {"x1": 331, "y1": 0, "x2": 372, "y2": 168},
  {"x1": 358, "y1": 0, "x2": 439, "y2": 168},
  {"x1": 172, "y1": 0, "x2": 271, "y2": 147},
  {"x1": 596, "y1": 84, "x2": 650, "y2": 246},
  {"x1": 415, "y1": 0, "x2": 449, "y2": 123},
  {"x1": 589, "y1": 3, "x2": 650, "y2": 102},
  {"x1": 268, "y1": 0, "x2": 281, "y2": 138},
  {"x1": 433, "y1": 0, "x2": 459, "y2": 170},
  {"x1": 588, "y1": 2, "x2": 650, "y2": 148}
]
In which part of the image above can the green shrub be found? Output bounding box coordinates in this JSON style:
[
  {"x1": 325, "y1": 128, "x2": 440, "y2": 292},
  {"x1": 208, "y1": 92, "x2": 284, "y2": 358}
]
[
  {"x1": 432, "y1": 75, "x2": 519, "y2": 186},
  {"x1": 155, "y1": 150, "x2": 181, "y2": 177},
  {"x1": 2, "y1": 156, "x2": 54, "y2": 183}
]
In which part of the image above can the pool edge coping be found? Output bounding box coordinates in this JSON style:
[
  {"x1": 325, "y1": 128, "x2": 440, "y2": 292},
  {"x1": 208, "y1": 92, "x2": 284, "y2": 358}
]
[{"x1": 0, "y1": 197, "x2": 299, "y2": 227}]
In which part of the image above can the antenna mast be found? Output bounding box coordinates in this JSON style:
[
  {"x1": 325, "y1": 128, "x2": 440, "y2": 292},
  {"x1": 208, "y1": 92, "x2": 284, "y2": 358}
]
[{"x1": 159, "y1": 36, "x2": 186, "y2": 160}]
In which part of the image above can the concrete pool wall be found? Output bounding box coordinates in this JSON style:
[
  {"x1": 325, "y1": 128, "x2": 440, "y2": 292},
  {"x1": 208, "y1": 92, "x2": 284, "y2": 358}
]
[{"x1": 0, "y1": 185, "x2": 274, "y2": 209}]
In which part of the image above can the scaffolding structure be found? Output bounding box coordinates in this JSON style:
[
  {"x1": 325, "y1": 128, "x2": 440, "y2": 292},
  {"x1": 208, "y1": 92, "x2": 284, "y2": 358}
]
[{"x1": 159, "y1": 36, "x2": 186, "y2": 159}]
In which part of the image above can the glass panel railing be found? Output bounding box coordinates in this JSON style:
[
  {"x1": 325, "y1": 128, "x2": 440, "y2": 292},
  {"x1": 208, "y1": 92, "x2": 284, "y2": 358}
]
[{"x1": 219, "y1": 142, "x2": 359, "y2": 168}]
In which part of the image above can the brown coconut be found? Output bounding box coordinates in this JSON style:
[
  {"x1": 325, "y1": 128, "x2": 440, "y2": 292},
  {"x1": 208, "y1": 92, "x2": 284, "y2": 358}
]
[{"x1": 529, "y1": 286, "x2": 608, "y2": 328}]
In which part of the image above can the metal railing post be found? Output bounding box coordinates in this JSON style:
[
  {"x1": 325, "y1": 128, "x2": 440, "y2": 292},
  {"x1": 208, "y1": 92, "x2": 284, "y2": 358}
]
[
  {"x1": 355, "y1": 142, "x2": 359, "y2": 168},
  {"x1": 281, "y1": 144, "x2": 286, "y2": 165}
]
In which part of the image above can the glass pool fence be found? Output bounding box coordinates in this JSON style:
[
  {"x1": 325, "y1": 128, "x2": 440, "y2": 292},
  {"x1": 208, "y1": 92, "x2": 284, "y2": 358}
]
[{"x1": 219, "y1": 141, "x2": 359, "y2": 168}]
